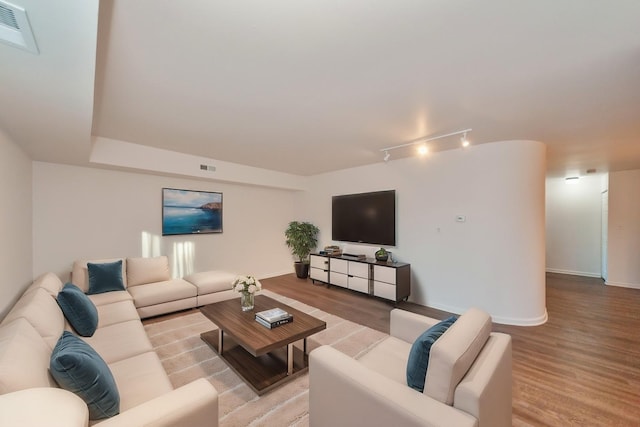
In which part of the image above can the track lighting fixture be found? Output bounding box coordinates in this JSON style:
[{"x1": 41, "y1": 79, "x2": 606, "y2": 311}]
[{"x1": 380, "y1": 128, "x2": 472, "y2": 161}]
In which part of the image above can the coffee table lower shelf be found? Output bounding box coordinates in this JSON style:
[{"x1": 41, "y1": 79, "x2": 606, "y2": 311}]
[{"x1": 201, "y1": 330, "x2": 309, "y2": 395}]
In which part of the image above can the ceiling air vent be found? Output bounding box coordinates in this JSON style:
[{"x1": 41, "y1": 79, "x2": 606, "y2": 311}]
[{"x1": 0, "y1": 1, "x2": 38, "y2": 54}]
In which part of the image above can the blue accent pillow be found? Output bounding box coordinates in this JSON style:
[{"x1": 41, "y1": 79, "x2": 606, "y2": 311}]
[
  {"x1": 56, "y1": 283, "x2": 98, "y2": 337},
  {"x1": 87, "y1": 260, "x2": 125, "y2": 295},
  {"x1": 50, "y1": 331, "x2": 120, "y2": 420},
  {"x1": 406, "y1": 315, "x2": 458, "y2": 392}
]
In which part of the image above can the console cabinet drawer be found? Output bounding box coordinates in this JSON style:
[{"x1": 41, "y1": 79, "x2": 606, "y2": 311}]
[
  {"x1": 330, "y1": 258, "x2": 349, "y2": 274},
  {"x1": 349, "y1": 262, "x2": 369, "y2": 279},
  {"x1": 349, "y1": 276, "x2": 369, "y2": 293},
  {"x1": 373, "y1": 281, "x2": 396, "y2": 300},
  {"x1": 310, "y1": 255, "x2": 329, "y2": 269},
  {"x1": 310, "y1": 267, "x2": 328, "y2": 283},
  {"x1": 373, "y1": 265, "x2": 396, "y2": 285},
  {"x1": 331, "y1": 272, "x2": 349, "y2": 288}
]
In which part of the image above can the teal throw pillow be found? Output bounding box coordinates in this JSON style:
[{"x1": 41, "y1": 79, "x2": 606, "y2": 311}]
[
  {"x1": 56, "y1": 283, "x2": 99, "y2": 337},
  {"x1": 50, "y1": 331, "x2": 120, "y2": 420},
  {"x1": 87, "y1": 260, "x2": 125, "y2": 295},
  {"x1": 406, "y1": 315, "x2": 458, "y2": 392}
]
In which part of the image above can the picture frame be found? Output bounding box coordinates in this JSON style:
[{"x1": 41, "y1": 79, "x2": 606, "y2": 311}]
[{"x1": 162, "y1": 188, "x2": 223, "y2": 235}]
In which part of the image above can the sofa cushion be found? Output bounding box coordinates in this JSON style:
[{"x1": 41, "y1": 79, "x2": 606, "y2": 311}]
[
  {"x1": 358, "y1": 336, "x2": 412, "y2": 385},
  {"x1": 71, "y1": 258, "x2": 127, "y2": 293},
  {"x1": 56, "y1": 283, "x2": 99, "y2": 337},
  {"x1": 82, "y1": 320, "x2": 153, "y2": 364},
  {"x1": 24, "y1": 272, "x2": 64, "y2": 297},
  {"x1": 184, "y1": 270, "x2": 238, "y2": 294},
  {"x1": 88, "y1": 260, "x2": 126, "y2": 294},
  {"x1": 50, "y1": 331, "x2": 120, "y2": 420},
  {"x1": 88, "y1": 290, "x2": 133, "y2": 307},
  {"x1": 127, "y1": 279, "x2": 197, "y2": 308},
  {"x1": 96, "y1": 300, "x2": 141, "y2": 328},
  {"x1": 424, "y1": 307, "x2": 492, "y2": 405},
  {"x1": 126, "y1": 256, "x2": 171, "y2": 287},
  {"x1": 109, "y1": 351, "x2": 173, "y2": 412},
  {"x1": 1, "y1": 288, "x2": 65, "y2": 349},
  {"x1": 0, "y1": 318, "x2": 57, "y2": 394},
  {"x1": 406, "y1": 315, "x2": 457, "y2": 392}
]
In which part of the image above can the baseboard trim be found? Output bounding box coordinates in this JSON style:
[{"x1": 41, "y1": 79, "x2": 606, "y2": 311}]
[
  {"x1": 260, "y1": 270, "x2": 296, "y2": 280},
  {"x1": 422, "y1": 301, "x2": 548, "y2": 327},
  {"x1": 546, "y1": 268, "x2": 601, "y2": 278},
  {"x1": 605, "y1": 281, "x2": 640, "y2": 289},
  {"x1": 491, "y1": 310, "x2": 548, "y2": 327}
]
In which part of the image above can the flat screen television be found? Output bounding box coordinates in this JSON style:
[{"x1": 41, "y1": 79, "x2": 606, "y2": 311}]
[{"x1": 332, "y1": 190, "x2": 396, "y2": 246}]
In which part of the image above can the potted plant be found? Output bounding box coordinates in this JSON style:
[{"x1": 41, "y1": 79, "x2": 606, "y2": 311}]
[
  {"x1": 285, "y1": 221, "x2": 319, "y2": 279},
  {"x1": 375, "y1": 248, "x2": 389, "y2": 262}
]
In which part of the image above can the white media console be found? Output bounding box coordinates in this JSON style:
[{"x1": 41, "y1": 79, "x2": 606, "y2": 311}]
[{"x1": 309, "y1": 254, "x2": 410, "y2": 303}]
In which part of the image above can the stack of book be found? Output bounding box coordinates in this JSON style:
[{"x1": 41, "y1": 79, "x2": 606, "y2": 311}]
[
  {"x1": 324, "y1": 245, "x2": 343, "y2": 257},
  {"x1": 255, "y1": 308, "x2": 293, "y2": 329}
]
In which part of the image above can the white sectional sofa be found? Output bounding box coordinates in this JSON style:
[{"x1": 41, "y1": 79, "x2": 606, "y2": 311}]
[
  {"x1": 0, "y1": 265, "x2": 220, "y2": 426},
  {"x1": 71, "y1": 256, "x2": 238, "y2": 318}
]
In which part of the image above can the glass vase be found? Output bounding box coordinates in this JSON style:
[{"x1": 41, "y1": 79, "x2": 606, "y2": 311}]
[{"x1": 241, "y1": 291, "x2": 254, "y2": 311}]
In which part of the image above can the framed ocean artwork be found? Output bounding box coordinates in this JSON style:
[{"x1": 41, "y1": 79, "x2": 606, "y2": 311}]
[{"x1": 162, "y1": 188, "x2": 223, "y2": 235}]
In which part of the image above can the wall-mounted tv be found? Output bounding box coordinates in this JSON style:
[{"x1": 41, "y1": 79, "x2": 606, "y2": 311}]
[
  {"x1": 162, "y1": 188, "x2": 223, "y2": 235},
  {"x1": 332, "y1": 190, "x2": 396, "y2": 246}
]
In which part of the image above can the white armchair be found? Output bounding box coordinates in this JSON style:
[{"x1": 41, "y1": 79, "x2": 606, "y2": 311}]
[{"x1": 309, "y1": 308, "x2": 512, "y2": 427}]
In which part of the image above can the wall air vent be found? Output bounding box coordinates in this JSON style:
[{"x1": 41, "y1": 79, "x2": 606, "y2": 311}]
[{"x1": 0, "y1": 1, "x2": 38, "y2": 54}]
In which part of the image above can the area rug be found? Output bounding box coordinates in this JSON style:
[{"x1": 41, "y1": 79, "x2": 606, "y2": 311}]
[{"x1": 143, "y1": 290, "x2": 388, "y2": 427}]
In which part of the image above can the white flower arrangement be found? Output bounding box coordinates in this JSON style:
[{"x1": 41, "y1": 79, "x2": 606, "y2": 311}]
[{"x1": 231, "y1": 275, "x2": 261, "y2": 294}]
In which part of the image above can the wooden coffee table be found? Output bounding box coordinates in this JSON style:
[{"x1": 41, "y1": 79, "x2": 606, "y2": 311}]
[{"x1": 200, "y1": 294, "x2": 326, "y2": 395}]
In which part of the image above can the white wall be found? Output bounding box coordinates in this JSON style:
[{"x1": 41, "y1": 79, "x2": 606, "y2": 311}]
[
  {"x1": 33, "y1": 162, "x2": 299, "y2": 282},
  {"x1": 0, "y1": 130, "x2": 33, "y2": 319},
  {"x1": 29, "y1": 140, "x2": 548, "y2": 325},
  {"x1": 91, "y1": 138, "x2": 308, "y2": 191},
  {"x1": 607, "y1": 169, "x2": 640, "y2": 288},
  {"x1": 302, "y1": 140, "x2": 547, "y2": 325},
  {"x1": 545, "y1": 175, "x2": 604, "y2": 277}
]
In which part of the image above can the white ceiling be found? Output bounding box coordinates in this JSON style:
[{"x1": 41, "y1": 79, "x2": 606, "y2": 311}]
[{"x1": 1, "y1": 0, "x2": 640, "y2": 177}]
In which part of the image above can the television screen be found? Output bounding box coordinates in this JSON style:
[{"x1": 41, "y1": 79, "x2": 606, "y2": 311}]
[{"x1": 332, "y1": 190, "x2": 396, "y2": 246}]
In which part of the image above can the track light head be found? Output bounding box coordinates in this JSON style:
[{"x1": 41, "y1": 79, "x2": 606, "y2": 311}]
[{"x1": 461, "y1": 132, "x2": 470, "y2": 148}]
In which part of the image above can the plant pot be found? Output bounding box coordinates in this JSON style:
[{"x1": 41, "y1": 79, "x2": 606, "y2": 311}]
[
  {"x1": 294, "y1": 262, "x2": 310, "y2": 279},
  {"x1": 375, "y1": 248, "x2": 389, "y2": 262}
]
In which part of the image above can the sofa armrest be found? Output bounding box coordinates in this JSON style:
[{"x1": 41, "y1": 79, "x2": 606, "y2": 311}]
[
  {"x1": 0, "y1": 387, "x2": 88, "y2": 427},
  {"x1": 95, "y1": 379, "x2": 218, "y2": 427},
  {"x1": 390, "y1": 309, "x2": 440, "y2": 343},
  {"x1": 454, "y1": 333, "x2": 513, "y2": 427},
  {"x1": 309, "y1": 346, "x2": 478, "y2": 427}
]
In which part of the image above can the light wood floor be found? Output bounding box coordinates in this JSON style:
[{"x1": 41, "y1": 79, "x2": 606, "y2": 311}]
[{"x1": 262, "y1": 272, "x2": 640, "y2": 426}]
